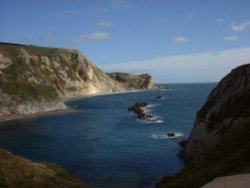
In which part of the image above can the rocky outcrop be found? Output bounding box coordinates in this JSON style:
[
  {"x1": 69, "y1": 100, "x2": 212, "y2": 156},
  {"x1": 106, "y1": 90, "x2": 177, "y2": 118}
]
[
  {"x1": 108, "y1": 72, "x2": 158, "y2": 90},
  {"x1": 0, "y1": 149, "x2": 89, "y2": 188},
  {"x1": 183, "y1": 64, "x2": 250, "y2": 160},
  {"x1": 128, "y1": 102, "x2": 153, "y2": 121},
  {"x1": 0, "y1": 43, "x2": 158, "y2": 116},
  {"x1": 157, "y1": 64, "x2": 250, "y2": 188},
  {"x1": 157, "y1": 117, "x2": 250, "y2": 188}
]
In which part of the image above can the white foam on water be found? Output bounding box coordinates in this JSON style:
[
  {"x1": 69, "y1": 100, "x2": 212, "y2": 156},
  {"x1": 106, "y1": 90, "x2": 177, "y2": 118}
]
[
  {"x1": 144, "y1": 115, "x2": 164, "y2": 124},
  {"x1": 151, "y1": 132, "x2": 183, "y2": 139},
  {"x1": 142, "y1": 104, "x2": 160, "y2": 113},
  {"x1": 151, "y1": 133, "x2": 168, "y2": 139}
]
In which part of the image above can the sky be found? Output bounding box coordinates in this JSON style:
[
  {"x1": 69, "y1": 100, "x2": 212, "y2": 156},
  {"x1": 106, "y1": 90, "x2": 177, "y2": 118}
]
[{"x1": 1, "y1": 0, "x2": 250, "y2": 83}]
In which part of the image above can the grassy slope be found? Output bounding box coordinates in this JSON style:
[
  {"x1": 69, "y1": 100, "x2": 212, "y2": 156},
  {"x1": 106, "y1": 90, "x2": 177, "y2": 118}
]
[
  {"x1": 156, "y1": 117, "x2": 250, "y2": 188},
  {"x1": 0, "y1": 149, "x2": 89, "y2": 188},
  {"x1": 0, "y1": 43, "x2": 60, "y2": 102}
]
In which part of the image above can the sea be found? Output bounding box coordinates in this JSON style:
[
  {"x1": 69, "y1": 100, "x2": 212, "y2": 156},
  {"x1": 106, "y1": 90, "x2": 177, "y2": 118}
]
[{"x1": 0, "y1": 83, "x2": 216, "y2": 188}]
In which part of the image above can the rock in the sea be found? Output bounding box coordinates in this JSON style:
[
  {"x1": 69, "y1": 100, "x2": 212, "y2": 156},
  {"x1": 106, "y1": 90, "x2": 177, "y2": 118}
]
[
  {"x1": 167, "y1": 132, "x2": 175, "y2": 137},
  {"x1": 156, "y1": 96, "x2": 162, "y2": 99},
  {"x1": 179, "y1": 140, "x2": 187, "y2": 148},
  {"x1": 137, "y1": 112, "x2": 153, "y2": 120},
  {"x1": 128, "y1": 102, "x2": 153, "y2": 121},
  {"x1": 128, "y1": 102, "x2": 148, "y2": 111}
]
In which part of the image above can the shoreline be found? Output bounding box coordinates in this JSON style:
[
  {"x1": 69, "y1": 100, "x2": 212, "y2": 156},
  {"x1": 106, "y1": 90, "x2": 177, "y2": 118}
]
[
  {"x1": 63, "y1": 89, "x2": 149, "y2": 102},
  {"x1": 0, "y1": 108, "x2": 77, "y2": 122},
  {"x1": 0, "y1": 89, "x2": 154, "y2": 122}
]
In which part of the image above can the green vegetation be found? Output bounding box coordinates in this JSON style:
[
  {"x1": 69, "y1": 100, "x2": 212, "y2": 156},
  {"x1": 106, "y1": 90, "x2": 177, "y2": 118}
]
[
  {"x1": 0, "y1": 58, "x2": 58, "y2": 102},
  {"x1": 0, "y1": 42, "x2": 59, "y2": 57},
  {"x1": 0, "y1": 149, "x2": 89, "y2": 188},
  {"x1": 156, "y1": 118, "x2": 250, "y2": 188}
]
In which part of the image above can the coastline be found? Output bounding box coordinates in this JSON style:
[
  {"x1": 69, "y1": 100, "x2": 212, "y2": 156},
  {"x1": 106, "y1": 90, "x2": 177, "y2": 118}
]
[
  {"x1": 0, "y1": 108, "x2": 77, "y2": 122},
  {"x1": 0, "y1": 89, "x2": 151, "y2": 122},
  {"x1": 63, "y1": 89, "x2": 148, "y2": 102}
]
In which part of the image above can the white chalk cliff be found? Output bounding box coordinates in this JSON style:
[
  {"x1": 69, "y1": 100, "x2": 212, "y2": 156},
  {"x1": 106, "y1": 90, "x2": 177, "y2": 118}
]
[{"x1": 0, "y1": 43, "x2": 158, "y2": 116}]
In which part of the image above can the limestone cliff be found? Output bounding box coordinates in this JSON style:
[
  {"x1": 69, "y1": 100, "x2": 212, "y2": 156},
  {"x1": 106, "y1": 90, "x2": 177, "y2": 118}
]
[
  {"x1": 0, "y1": 149, "x2": 89, "y2": 188},
  {"x1": 0, "y1": 43, "x2": 157, "y2": 116},
  {"x1": 183, "y1": 64, "x2": 250, "y2": 160},
  {"x1": 108, "y1": 72, "x2": 158, "y2": 90}
]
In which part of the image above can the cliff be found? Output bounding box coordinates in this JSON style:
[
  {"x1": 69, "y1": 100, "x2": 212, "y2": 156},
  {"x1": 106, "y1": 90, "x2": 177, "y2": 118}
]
[
  {"x1": 184, "y1": 64, "x2": 250, "y2": 160},
  {"x1": 0, "y1": 149, "x2": 89, "y2": 188},
  {"x1": 0, "y1": 43, "x2": 158, "y2": 116},
  {"x1": 108, "y1": 72, "x2": 158, "y2": 90},
  {"x1": 157, "y1": 64, "x2": 250, "y2": 188}
]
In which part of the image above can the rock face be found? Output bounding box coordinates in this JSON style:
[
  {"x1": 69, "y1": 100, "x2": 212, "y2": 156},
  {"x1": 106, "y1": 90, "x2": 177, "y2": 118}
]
[
  {"x1": 0, "y1": 43, "x2": 158, "y2": 116},
  {"x1": 108, "y1": 72, "x2": 158, "y2": 90},
  {"x1": 183, "y1": 64, "x2": 250, "y2": 160},
  {"x1": 157, "y1": 64, "x2": 250, "y2": 188},
  {"x1": 0, "y1": 149, "x2": 89, "y2": 188}
]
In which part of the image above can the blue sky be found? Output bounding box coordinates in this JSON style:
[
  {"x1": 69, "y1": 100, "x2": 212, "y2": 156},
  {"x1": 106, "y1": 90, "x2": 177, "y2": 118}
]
[{"x1": 1, "y1": 0, "x2": 250, "y2": 83}]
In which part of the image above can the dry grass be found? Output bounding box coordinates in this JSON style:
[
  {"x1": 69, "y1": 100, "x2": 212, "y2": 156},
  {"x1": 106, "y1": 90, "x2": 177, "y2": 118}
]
[{"x1": 0, "y1": 149, "x2": 89, "y2": 188}]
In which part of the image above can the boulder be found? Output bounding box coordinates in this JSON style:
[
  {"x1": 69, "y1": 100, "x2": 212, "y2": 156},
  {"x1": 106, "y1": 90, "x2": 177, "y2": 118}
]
[
  {"x1": 156, "y1": 96, "x2": 162, "y2": 99},
  {"x1": 167, "y1": 132, "x2": 175, "y2": 137}
]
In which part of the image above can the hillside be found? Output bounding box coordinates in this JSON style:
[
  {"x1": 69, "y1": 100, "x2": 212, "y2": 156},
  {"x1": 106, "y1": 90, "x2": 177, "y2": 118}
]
[
  {"x1": 0, "y1": 149, "x2": 89, "y2": 188},
  {"x1": 0, "y1": 43, "x2": 158, "y2": 116},
  {"x1": 157, "y1": 64, "x2": 250, "y2": 188}
]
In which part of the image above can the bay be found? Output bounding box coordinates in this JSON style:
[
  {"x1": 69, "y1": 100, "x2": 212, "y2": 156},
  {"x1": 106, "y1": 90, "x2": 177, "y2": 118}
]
[{"x1": 0, "y1": 83, "x2": 215, "y2": 188}]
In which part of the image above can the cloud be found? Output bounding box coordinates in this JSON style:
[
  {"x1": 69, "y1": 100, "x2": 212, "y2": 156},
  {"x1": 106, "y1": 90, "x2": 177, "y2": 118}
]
[
  {"x1": 224, "y1": 35, "x2": 239, "y2": 41},
  {"x1": 71, "y1": 32, "x2": 111, "y2": 44},
  {"x1": 39, "y1": 33, "x2": 54, "y2": 42},
  {"x1": 216, "y1": 18, "x2": 224, "y2": 23},
  {"x1": 173, "y1": 36, "x2": 188, "y2": 44},
  {"x1": 97, "y1": 22, "x2": 113, "y2": 27},
  {"x1": 100, "y1": 48, "x2": 250, "y2": 83},
  {"x1": 231, "y1": 20, "x2": 250, "y2": 31}
]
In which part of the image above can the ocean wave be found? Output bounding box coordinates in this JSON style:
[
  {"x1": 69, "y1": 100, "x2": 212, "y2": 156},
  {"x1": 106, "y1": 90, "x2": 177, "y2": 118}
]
[
  {"x1": 151, "y1": 132, "x2": 183, "y2": 139},
  {"x1": 144, "y1": 116, "x2": 164, "y2": 124},
  {"x1": 141, "y1": 104, "x2": 160, "y2": 113},
  {"x1": 136, "y1": 118, "x2": 164, "y2": 124},
  {"x1": 160, "y1": 97, "x2": 168, "y2": 100},
  {"x1": 145, "y1": 119, "x2": 164, "y2": 124}
]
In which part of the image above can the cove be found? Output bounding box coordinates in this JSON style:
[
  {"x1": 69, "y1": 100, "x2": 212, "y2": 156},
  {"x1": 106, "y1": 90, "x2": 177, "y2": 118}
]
[{"x1": 0, "y1": 83, "x2": 215, "y2": 188}]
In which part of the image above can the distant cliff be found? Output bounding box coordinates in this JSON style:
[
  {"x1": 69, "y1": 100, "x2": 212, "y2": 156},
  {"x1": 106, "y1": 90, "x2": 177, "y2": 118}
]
[
  {"x1": 108, "y1": 72, "x2": 158, "y2": 90},
  {"x1": 0, "y1": 149, "x2": 89, "y2": 188},
  {"x1": 157, "y1": 64, "x2": 250, "y2": 188},
  {"x1": 0, "y1": 43, "x2": 158, "y2": 116}
]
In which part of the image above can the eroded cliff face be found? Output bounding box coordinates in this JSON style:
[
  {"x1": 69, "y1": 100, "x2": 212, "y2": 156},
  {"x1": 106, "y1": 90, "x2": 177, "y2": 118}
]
[
  {"x1": 183, "y1": 64, "x2": 250, "y2": 160},
  {"x1": 108, "y1": 72, "x2": 158, "y2": 90},
  {"x1": 0, "y1": 43, "x2": 158, "y2": 116},
  {"x1": 157, "y1": 64, "x2": 250, "y2": 188}
]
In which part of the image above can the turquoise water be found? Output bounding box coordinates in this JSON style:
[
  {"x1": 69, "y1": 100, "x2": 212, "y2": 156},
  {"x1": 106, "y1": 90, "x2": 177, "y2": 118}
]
[{"x1": 0, "y1": 83, "x2": 215, "y2": 188}]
